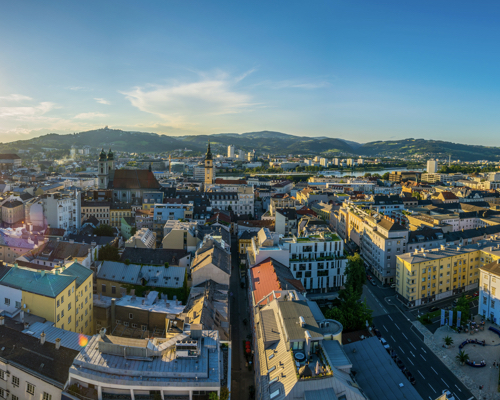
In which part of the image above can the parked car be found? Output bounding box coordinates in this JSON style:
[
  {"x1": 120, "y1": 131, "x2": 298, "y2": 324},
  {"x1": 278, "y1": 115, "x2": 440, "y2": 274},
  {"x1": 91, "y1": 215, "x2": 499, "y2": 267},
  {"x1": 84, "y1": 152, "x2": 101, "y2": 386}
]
[
  {"x1": 373, "y1": 328, "x2": 382, "y2": 338},
  {"x1": 442, "y1": 389, "x2": 455, "y2": 400},
  {"x1": 429, "y1": 306, "x2": 439, "y2": 312},
  {"x1": 390, "y1": 283, "x2": 396, "y2": 288},
  {"x1": 465, "y1": 294, "x2": 472, "y2": 300},
  {"x1": 366, "y1": 274, "x2": 372, "y2": 280},
  {"x1": 404, "y1": 370, "x2": 416, "y2": 385},
  {"x1": 396, "y1": 359, "x2": 404, "y2": 369},
  {"x1": 370, "y1": 279, "x2": 377, "y2": 286},
  {"x1": 379, "y1": 338, "x2": 390, "y2": 350},
  {"x1": 473, "y1": 291, "x2": 479, "y2": 297}
]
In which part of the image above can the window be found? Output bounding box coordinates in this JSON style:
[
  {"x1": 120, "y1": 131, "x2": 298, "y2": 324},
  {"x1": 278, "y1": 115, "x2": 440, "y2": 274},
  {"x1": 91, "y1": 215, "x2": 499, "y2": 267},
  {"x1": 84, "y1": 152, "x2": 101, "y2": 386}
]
[
  {"x1": 68, "y1": 289, "x2": 71, "y2": 297},
  {"x1": 68, "y1": 316, "x2": 71, "y2": 324},
  {"x1": 68, "y1": 303, "x2": 71, "y2": 311},
  {"x1": 142, "y1": 325, "x2": 147, "y2": 331},
  {"x1": 43, "y1": 393, "x2": 52, "y2": 400},
  {"x1": 102, "y1": 284, "x2": 106, "y2": 293},
  {"x1": 12, "y1": 375, "x2": 19, "y2": 387},
  {"x1": 27, "y1": 382, "x2": 35, "y2": 395},
  {"x1": 12, "y1": 396, "x2": 19, "y2": 400},
  {"x1": 123, "y1": 321, "x2": 129, "y2": 327},
  {"x1": 492, "y1": 300, "x2": 496, "y2": 309},
  {"x1": 0, "y1": 370, "x2": 4, "y2": 380},
  {"x1": 57, "y1": 314, "x2": 60, "y2": 322},
  {"x1": 493, "y1": 287, "x2": 497, "y2": 296},
  {"x1": 112, "y1": 286, "x2": 116, "y2": 294},
  {"x1": 4, "y1": 298, "x2": 10, "y2": 305},
  {"x1": 57, "y1": 299, "x2": 60, "y2": 307},
  {"x1": 61, "y1": 295, "x2": 64, "y2": 304},
  {"x1": 483, "y1": 296, "x2": 487, "y2": 305},
  {"x1": 0, "y1": 389, "x2": 4, "y2": 398},
  {"x1": 129, "y1": 313, "x2": 133, "y2": 319}
]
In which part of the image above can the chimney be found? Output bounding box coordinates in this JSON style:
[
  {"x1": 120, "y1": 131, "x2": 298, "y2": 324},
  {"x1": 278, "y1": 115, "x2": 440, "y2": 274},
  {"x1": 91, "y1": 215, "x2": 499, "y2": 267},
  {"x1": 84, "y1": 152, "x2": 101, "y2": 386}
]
[
  {"x1": 299, "y1": 316, "x2": 306, "y2": 327},
  {"x1": 55, "y1": 338, "x2": 61, "y2": 350},
  {"x1": 40, "y1": 332, "x2": 46, "y2": 345},
  {"x1": 99, "y1": 328, "x2": 107, "y2": 338}
]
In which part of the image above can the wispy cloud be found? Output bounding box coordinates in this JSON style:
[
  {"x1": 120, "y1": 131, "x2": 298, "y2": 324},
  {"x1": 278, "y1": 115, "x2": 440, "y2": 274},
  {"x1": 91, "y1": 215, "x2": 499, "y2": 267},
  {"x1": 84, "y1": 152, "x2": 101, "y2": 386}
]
[
  {"x1": 74, "y1": 112, "x2": 108, "y2": 119},
  {"x1": 0, "y1": 102, "x2": 57, "y2": 120},
  {"x1": 94, "y1": 98, "x2": 111, "y2": 105},
  {"x1": 0, "y1": 94, "x2": 33, "y2": 102},
  {"x1": 271, "y1": 80, "x2": 330, "y2": 89},
  {"x1": 121, "y1": 72, "x2": 256, "y2": 125}
]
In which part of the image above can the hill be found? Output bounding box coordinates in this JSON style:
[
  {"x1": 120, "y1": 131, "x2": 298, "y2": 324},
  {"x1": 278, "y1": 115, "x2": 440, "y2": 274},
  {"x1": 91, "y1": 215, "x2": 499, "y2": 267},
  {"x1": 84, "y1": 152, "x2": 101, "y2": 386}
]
[{"x1": 1, "y1": 129, "x2": 499, "y2": 161}]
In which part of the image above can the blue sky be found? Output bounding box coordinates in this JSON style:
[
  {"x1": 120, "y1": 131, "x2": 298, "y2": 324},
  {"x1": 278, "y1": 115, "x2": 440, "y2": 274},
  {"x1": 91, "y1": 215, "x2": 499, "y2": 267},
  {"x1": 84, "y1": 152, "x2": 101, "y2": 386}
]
[{"x1": 1, "y1": 1, "x2": 500, "y2": 145}]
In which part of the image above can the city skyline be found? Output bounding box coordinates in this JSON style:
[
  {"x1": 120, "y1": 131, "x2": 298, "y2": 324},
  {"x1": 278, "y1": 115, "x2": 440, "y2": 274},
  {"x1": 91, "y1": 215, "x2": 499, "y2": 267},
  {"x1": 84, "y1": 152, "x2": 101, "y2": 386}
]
[{"x1": 2, "y1": 1, "x2": 500, "y2": 145}]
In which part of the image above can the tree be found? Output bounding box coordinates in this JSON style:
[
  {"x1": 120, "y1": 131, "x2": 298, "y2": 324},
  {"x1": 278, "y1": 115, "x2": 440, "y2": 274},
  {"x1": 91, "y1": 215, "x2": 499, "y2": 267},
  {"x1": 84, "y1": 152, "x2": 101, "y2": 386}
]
[
  {"x1": 124, "y1": 259, "x2": 131, "y2": 265},
  {"x1": 98, "y1": 244, "x2": 120, "y2": 261},
  {"x1": 455, "y1": 295, "x2": 470, "y2": 324},
  {"x1": 444, "y1": 336, "x2": 453, "y2": 346},
  {"x1": 381, "y1": 172, "x2": 390, "y2": 180},
  {"x1": 325, "y1": 284, "x2": 373, "y2": 332},
  {"x1": 344, "y1": 253, "x2": 365, "y2": 298},
  {"x1": 93, "y1": 224, "x2": 114, "y2": 237},
  {"x1": 456, "y1": 350, "x2": 469, "y2": 365},
  {"x1": 164, "y1": 262, "x2": 169, "y2": 268}
]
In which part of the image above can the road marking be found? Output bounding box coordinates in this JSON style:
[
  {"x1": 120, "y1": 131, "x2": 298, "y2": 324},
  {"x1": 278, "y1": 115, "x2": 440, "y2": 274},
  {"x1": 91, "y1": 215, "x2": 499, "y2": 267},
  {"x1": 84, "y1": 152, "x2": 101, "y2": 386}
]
[
  {"x1": 454, "y1": 393, "x2": 461, "y2": 400},
  {"x1": 441, "y1": 378, "x2": 448, "y2": 386},
  {"x1": 410, "y1": 342, "x2": 416, "y2": 350},
  {"x1": 382, "y1": 308, "x2": 388, "y2": 313},
  {"x1": 402, "y1": 332, "x2": 408, "y2": 339},
  {"x1": 394, "y1": 323, "x2": 401, "y2": 330},
  {"x1": 383, "y1": 325, "x2": 388, "y2": 332},
  {"x1": 388, "y1": 315, "x2": 393, "y2": 321},
  {"x1": 410, "y1": 351, "x2": 415, "y2": 358},
  {"x1": 398, "y1": 346, "x2": 405, "y2": 354},
  {"x1": 391, "y1": 335, "x2": 396, "y2": 342},
  {"x1": 431, "y1": 367, "x2": 438, "y2": 375},
  {"x1": 420, "y1": 354, "x2": 426, "y2": 361},
  {"x1": 418, "y1": 370, "x2": 425, "y2": 379},
  {"x1": 407, "y1": 357, "x2": 414, "y2": 365},
  {"x1": 428, "y1": 384, "x2": 436, "y2": 393},
  {"x1": 455, "y1": 385, "x2": 461, "y2": 392},
  {"x1": 421, "y1": 347, "x2": 427, "y2": 353}
]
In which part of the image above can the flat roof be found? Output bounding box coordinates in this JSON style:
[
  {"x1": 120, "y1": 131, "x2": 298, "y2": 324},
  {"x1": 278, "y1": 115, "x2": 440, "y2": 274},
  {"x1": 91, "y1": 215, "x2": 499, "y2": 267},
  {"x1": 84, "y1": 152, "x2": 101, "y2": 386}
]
[{"x1": 344, "y1": 337, "x2": 422, "y2": 400}]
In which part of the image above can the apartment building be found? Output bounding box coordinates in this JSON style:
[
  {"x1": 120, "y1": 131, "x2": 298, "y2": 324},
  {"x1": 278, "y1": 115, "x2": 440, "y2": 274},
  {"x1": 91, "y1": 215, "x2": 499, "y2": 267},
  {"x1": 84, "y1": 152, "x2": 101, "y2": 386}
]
[
  {"x1": 396, "y1": 239, "x2": 500, "y2": 307},
  {"x1": 0, "y1": 262, "x2": 93, "y2": 335},
  {"x1": 40, "y1": 191, "x2": 82, "y2": 231},
  {"x1": 479, "y1": 260, "x2": 500, "y2": 322},
  {"x1": 1, "y1": 200, "x2": 24, "y2": 227},
  {"x1": 81, "y1": 200, "x2": 110, "y2": 225},
  {"x1": 124, "y1": 227, "x2": 156, "y2": 249},
  {"x1": 110, "y1": 203, "x2": 133, "y2": 229}
]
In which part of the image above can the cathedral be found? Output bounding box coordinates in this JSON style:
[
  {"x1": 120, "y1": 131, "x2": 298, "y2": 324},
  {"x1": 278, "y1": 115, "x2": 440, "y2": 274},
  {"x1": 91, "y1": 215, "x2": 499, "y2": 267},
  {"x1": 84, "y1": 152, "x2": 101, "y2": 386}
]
[{"x1": 97, "y1": 148, "x2": 161, "y2": 203}]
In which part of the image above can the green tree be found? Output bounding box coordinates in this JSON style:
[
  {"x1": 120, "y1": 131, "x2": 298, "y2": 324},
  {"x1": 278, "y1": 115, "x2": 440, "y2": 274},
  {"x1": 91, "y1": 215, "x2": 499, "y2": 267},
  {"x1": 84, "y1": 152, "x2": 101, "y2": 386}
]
[
  {"x1": 93, "y1": 224, "x2": 114, "y2": 236},
  {"x1": 124, "y1": 259, "x2": 131, "y2": 265},
  {"x1": 344, "y1": 253, "x2": 366, "y2": 298},
  {"x1": 456, "y1": 350, "x2": 469, "y2": 365},
  {"x1": 444, "y1": 336, "x2": 453, "y2": 346},
  {"x1": 454, "y1": 295, "x2": 470, "y2": 324},
  {"x1": 164, "y1": 262, "x2": 169, "y2": 268},
  {"x1": 382, "y1": 172, "x2": 390, "y2": 180},
  {"x1": 98, "y1": 244, "x2": 120, "y2": 261},
  {"x1": 326, "y1": 285, "x2": 373, "y2": 332}
]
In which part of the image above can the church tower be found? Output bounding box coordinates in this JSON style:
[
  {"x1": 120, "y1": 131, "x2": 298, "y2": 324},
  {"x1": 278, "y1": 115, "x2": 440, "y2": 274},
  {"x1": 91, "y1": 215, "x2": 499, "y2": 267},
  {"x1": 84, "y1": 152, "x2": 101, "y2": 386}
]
[
  {"x1": 98, "y1": 148, "x2": 108, "y2": 189},
  {"x1": 204, "y1": 141, "x2": 215, "y2": 187}
]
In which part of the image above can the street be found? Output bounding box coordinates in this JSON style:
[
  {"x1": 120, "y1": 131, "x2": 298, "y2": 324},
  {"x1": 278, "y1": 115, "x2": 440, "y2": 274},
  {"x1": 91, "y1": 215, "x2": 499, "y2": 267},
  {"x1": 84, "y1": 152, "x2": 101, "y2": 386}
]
[
  {"x1": 374, "y1": 311, "x2": 474, "y2": 400},
  {"x1": 229, "y1": 236, "x2": 254, "y2": 400}
]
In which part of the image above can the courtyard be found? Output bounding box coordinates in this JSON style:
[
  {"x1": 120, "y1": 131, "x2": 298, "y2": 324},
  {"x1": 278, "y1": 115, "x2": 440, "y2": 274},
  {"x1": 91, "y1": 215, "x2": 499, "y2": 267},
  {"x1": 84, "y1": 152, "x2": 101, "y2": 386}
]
[{"x1": 422, "y1": 317, "x2": 500, "y2": 399}]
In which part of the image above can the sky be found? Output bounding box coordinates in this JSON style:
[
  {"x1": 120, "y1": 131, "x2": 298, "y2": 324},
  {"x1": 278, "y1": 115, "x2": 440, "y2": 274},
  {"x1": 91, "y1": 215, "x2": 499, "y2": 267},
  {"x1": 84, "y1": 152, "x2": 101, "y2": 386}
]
[{"x1": 1, "y1": 1, "x2": 500, "y2": 145}]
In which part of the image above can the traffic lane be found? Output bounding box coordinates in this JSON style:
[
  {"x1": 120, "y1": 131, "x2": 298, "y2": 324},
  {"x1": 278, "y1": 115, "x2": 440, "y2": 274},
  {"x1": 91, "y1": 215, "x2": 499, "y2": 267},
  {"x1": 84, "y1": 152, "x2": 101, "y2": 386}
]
[
  {"x1": 362, "y1": 285, "x2": 388, "y2": 317},
  {"x1": 410, "y1": 292, "x2": 480, "y2": 316},
  {"x1": 375, "y1": 313, "x2": 475, "y2": 400}
]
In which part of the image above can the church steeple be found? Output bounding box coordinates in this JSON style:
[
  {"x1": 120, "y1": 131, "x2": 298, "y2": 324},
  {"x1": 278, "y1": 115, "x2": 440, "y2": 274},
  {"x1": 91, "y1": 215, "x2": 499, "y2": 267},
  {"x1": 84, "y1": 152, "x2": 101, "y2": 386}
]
[{"x1": 205, "y1": 140, "x2": 213, "y2": 160}]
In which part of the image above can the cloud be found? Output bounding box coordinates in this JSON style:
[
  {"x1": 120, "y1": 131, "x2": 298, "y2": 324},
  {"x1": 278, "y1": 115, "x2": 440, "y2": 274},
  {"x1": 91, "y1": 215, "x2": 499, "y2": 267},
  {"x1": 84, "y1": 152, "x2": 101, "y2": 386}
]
[
  {"x1": 271, "y1": 80, "x2": 330, "y2": 89},
  {"x1": 74, "y1": 112, "x2": 108, "y2": 119},
  {"x1": 0, "y1": 102, "x2": 57, "y2": 120},
  {"x1": 0, "y1": 94, "x2": 33, "y2": 102},
  {"x1": 121, "y1": 73, "x2": 256, "y2": 125},
  {"x1": 94, "y1": 98, "x2": 111, "y2": 105}
]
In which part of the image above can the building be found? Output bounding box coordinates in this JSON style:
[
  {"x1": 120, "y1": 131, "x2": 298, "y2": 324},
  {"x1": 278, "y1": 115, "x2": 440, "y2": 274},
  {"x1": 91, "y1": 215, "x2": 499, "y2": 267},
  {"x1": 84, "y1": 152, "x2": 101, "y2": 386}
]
[
  {"x1": 238, "y1": 230, "x2": 258, "y2": 259},
  {"x1": 479, "y1": 260, "x2": 500, "y2": 322},
  {"x1": 0, "y1": 227, "x2": 40, "y2": 263},
  {"x1": 162, "y1": 220, "x2": 200, "y2": 252},
  {"x1": 227, "y1": 144, "x2": 235, "y2": 158},
  {"x1": 110, "y1": 202, "x2": 132, "y2": 228},
  {"x1": 1, "y1": 200, "x2": 24, "y2": 227},
  {"x1": 81, "y1": 200, "x2": 111, "y2": 225},
  {"x1": 124, "y1": 227, "x2": 156, "y2": 249},
  {"x1": 0, "y1": 153, "x2": 22, "y2": 170},
  {"x1": 204, "y1": 141, "x2": 215, "y2": 187},
  {"x1": 40, "y1": 190, "x2": 82, "y2": 231},
  {"x1": 66, "y1": 326, "x2": 225, "y2": 400},
  {"x1": 120, "y1": 247, "x2": 191, "y2": 268},
  {"x1": 396, "y1": 239, "x2": 500, "y2": 307},
  {"x1": 0, "y1": 262, "x2": 93, "y2": 334},
  {"x1": 191, "y1": 240, "x2": 231, "y2": 287},
  {"x1": 0, "y1": 317, "x2": 79, "y2": 400},
  {"x1": 17, "y1": 240, "x2": 95, "y2": 269},
  {"x1": 427, "y1": 159, "x2": 438, "y2": 174},
  {"x1": 274, "y1": 207, "x2": 298, "y2": 236},
  {"x1": 389, "y1": 171, "x2": 421, "y2": 183}
]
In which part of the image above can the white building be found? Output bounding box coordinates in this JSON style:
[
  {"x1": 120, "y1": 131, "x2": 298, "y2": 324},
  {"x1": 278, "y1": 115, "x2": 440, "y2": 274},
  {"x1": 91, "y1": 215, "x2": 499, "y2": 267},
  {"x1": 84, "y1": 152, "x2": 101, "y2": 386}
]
[
  {"x1": 427, "y1": 159, "x2": 438, "y2": 174},
  {"x1": 40, "y1": 190, "x2": 81, "y2": 231},
  {"x1": 479, "y1": 260, "x2": 500, "y2": 323},
  {"x1": 124, "y1": 227, "x2": 156, "y2": 249},
  {"x1": 227, "y1": 145, "x2": 235, "y2": 158}
]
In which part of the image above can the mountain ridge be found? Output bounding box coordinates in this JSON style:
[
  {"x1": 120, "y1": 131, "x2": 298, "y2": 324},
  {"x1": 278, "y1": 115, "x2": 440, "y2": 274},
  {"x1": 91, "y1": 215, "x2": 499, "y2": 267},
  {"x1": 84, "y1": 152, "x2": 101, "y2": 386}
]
[{"x1": 0, "y1": 129, "x2": 499, "y2": 161}]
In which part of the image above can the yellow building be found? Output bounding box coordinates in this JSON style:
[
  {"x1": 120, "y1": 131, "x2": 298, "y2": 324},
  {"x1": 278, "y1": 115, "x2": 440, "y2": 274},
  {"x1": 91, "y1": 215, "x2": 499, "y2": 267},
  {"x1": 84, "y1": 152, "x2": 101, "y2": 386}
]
[
  {"x1": 110, "y1": 204, "x2": 132, "y2": 228},
  {"x1": 239, "y1": 231, "x2": 257, "y2": 256},
  {"x1": 204, "y1": 141, "x2": 214, "y2": 187},
  {"x1": 396, "y1": 241, "x2": 500, "y2": 307},
  {"x1": 0, "y1": 262, "x2": 94, "y2": 335}
]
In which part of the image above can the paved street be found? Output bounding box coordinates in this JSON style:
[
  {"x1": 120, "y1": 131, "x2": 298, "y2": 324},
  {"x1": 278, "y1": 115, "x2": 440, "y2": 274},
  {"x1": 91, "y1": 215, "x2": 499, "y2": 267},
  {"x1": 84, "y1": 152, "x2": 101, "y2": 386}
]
[
  {"x1": 229, "y1": 236, "x2": 254, "y2": 400},
  {"x1": 374, "y1": 312, "x2": 475, "y2": 400}
]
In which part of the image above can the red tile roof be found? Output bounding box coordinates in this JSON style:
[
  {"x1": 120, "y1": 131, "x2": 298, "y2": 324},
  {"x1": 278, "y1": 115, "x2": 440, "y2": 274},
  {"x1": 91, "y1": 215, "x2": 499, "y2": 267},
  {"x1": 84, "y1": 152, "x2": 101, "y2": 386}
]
[
  {"x1": 249, "y1": 257, "x2": 305, "y2": 306},
  {"x1": 112, "y1": 170, "x2": 160, "y2": 190}
]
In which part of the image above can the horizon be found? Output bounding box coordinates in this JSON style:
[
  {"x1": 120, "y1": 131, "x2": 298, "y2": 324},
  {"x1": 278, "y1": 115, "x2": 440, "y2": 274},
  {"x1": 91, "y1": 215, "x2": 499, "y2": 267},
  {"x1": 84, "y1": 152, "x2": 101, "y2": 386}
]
[{"x1": 2, "y1": 1, "x2": 500, "y2": 146}]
